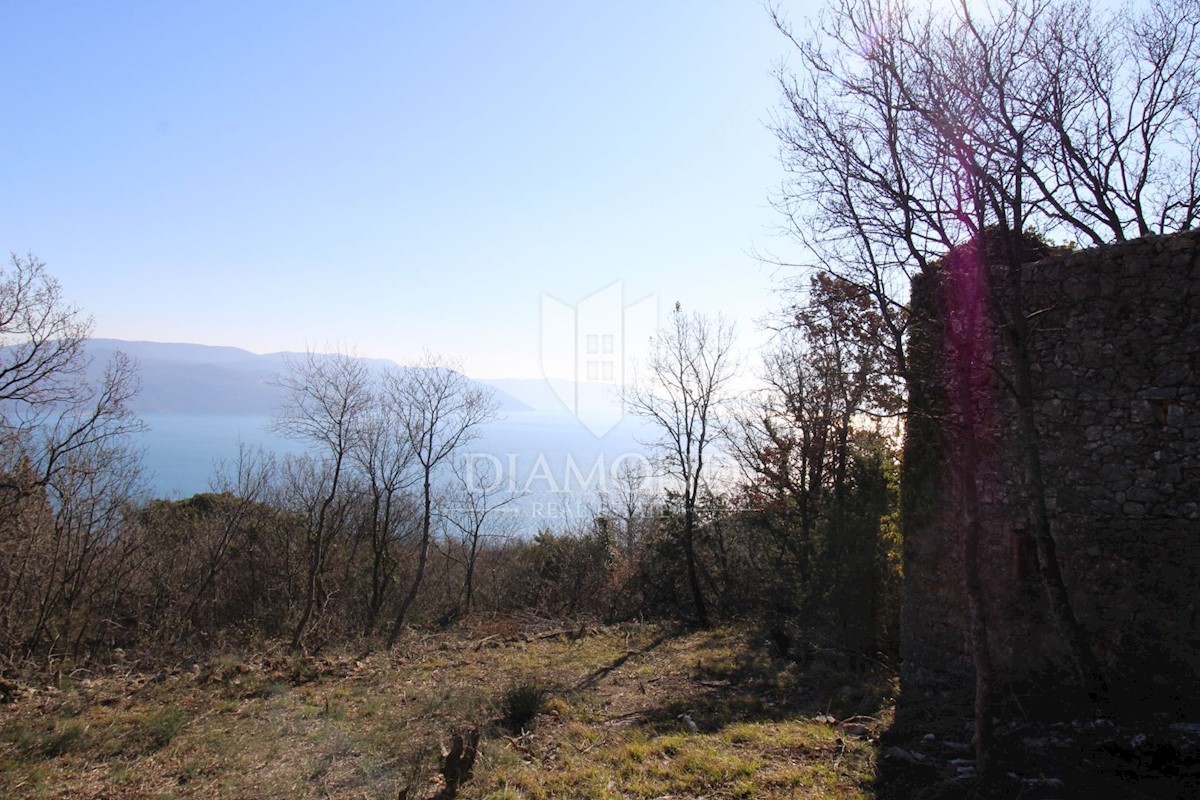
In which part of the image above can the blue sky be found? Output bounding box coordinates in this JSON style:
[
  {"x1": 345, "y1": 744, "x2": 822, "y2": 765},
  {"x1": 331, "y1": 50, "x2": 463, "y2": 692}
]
[{"x1": 1, "y1": 1, "x2": 794, "y2": 378}]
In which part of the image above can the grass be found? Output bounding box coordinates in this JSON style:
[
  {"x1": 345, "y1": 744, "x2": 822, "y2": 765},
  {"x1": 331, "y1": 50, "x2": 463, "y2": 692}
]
[
  {"x1": 0, "y1": 623, "x2": 889, "y2": 799},
  {"x1": 499, "y1": 684, "x2": 548, "y2": 733}
]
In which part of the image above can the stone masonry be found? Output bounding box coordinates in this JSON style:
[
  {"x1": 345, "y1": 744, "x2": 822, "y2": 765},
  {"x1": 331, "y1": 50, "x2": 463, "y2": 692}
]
[{"x1": 900, "y1": 229, "x2": 1200, "y2": 717}]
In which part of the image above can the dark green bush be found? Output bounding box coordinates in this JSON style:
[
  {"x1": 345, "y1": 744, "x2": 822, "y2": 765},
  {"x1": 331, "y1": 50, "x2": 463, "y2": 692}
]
[{"x1": 500, "y1": 684, "x2": 547, "y2": 732}]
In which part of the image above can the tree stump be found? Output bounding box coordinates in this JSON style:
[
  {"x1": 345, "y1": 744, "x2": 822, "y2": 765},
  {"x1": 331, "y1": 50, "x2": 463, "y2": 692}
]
[{"x1": 436, "y1": 728, "x2": 479, "y2": 799}]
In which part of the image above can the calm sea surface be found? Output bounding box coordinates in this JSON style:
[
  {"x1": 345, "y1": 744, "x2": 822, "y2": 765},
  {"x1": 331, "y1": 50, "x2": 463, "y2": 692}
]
[{"x1": 137, "y1": 411, "x2": 655, "y2": 530}]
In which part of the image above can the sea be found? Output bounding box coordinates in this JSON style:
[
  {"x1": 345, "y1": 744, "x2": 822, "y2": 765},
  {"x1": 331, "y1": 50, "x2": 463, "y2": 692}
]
[{"x1": 136, "y1": 409, "x2": 658, "y2": 533}]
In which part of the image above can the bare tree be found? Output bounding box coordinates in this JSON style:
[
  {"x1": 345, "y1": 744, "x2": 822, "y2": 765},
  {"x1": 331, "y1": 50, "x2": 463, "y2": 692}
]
[
  {"x1": 32, "y1": 438, "x2": 145, "y2": 656},
  {"x1": 0, "y1": 254, "x2": 92, "y2": 412},
  {"x1": 352, "y1": 403, "x2": 418, "y2": 635},
  {"x1": 594, "y1": 457, "x2": 661, "y2": 620},
  {"x1": 0, "y1": 254, "x2": 145, "y2": 658},
  {"x1": 597, "y1": 456, "x2": 659, "y2": 557},
  {"x1": 270, "y1": 349, "x2": 372, "y2": 650},
  {"x1": 766, "y1": 0, "x2": 1196, "y2": 771},
  {"x1": 626, "y1": 304, "x2": 737, "y2": 628},
  {"x1": 771, "y1": 0, "x2": 1200, "y2": 277},
  {"x1": 182, "y1": 444, "x2": 278, "y2": 632},
  {"x1": 0, "y1": 255, "x2": 144, "y2": 496},
  {"x1": 384, "y1": 354, "x2": 498, "y2": 646},
  {"x1": 441, "y1": 457, "x2": 518, "y2": 615}
]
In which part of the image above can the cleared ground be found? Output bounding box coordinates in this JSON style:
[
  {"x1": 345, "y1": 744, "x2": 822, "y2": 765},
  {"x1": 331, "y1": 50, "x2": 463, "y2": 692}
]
[{"x1": 0, "y1": 622, "x2": 892, "y2": 799}]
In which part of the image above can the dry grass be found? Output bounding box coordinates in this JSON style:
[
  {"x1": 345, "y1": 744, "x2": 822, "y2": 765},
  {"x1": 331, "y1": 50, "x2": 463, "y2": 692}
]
[{"x1": 0, "y1": 623, "x2": 892, "y2": 799}]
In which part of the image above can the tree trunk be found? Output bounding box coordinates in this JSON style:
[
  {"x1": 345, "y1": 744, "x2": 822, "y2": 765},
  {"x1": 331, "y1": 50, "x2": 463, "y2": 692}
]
[
  {"x1": 388, "y1": 475, "x2": 432, "y2": 647},
  {"x1": 463, "y1": 536, "x2": 478, "y2": 613},
  {"x1": 683, "y1": 502, "x2": 710, "y2": 628},
  {"x1": 998, "y1": 254, "x2": 1106, "y2": 702},
  {"x1": 955, "y1": 417, "x2": 994, "y2": 778},
  {"x1": 946, "y1": 253, "x2": 995, "y2": 779},
  {"x1": 290, "y1": 532, "x2": 322, "y2": 651},
  {"x1": 291, "y1": 454, "x2": 344, "y2": 651}
]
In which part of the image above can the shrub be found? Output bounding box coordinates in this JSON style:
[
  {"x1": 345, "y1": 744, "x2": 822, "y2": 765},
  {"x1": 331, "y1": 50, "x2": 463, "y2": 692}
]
[{"x1": 499, "y1": 684, "x2": 547, "y2": 732}]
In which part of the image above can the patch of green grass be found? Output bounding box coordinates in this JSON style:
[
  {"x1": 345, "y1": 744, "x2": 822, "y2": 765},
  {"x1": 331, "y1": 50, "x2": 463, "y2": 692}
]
[
  {"x1": 261, "y1": 680, "x2": 289, "y2": 699},
  {"x1": 40, "y1": 722, "x2": 87, "y2": 757},
  {"x1": 623, "y1": 740, "x2": 651, "y2": 763},
  {"x1": 721, "y1": 719, "x2": 837, "y2": 748},
  {"x1": 3, "y1": 716, "x2": 88, "y2": 759},
  {"x1": 541, "y1": 694, "x2": 573, "y2": 719},
  {"x1": 141, "y1": 706, "x2": 187, "y2": 750}
]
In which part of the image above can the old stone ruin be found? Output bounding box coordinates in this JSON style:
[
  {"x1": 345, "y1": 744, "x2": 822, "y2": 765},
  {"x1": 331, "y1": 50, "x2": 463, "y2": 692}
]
[{"x1": 899, "y1": 229, "x2": 1199, "y2": 729}]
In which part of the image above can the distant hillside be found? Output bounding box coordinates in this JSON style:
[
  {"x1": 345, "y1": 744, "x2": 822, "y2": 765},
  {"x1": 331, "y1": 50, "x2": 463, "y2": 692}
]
[
  {"x1": 74, "y1": 340, "x2": 649, "y2": 504},
  {"x1": 83, "y1": 340, "x2": 533, "y2": 416}
]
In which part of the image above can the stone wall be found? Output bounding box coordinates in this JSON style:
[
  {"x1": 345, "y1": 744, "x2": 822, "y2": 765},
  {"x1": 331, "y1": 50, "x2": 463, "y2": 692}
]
[{"x1": 900, "y1": 229, "x2": 1200, "y2": 718}]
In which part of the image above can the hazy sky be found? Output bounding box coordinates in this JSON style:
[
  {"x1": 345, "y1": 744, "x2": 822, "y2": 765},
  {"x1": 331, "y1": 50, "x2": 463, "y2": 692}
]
[{"x1": 2, "y1": 2, "x2": 795, "y2": 379}]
